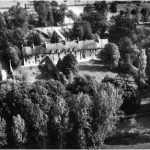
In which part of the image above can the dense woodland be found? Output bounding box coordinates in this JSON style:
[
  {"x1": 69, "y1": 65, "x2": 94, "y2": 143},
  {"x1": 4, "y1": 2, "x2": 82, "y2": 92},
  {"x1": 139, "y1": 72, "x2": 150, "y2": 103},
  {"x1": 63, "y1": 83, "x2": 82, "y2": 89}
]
[{"x1": 1, "y1": 0, "x2": 150, "y2": 148}]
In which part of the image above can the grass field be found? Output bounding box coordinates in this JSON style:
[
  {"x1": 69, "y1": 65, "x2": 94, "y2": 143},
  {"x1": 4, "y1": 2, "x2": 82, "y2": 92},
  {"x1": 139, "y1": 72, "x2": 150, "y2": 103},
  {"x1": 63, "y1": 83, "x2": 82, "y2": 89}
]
[{"x1": 78, "y1": 59, "x2": 118, "y2": 83}]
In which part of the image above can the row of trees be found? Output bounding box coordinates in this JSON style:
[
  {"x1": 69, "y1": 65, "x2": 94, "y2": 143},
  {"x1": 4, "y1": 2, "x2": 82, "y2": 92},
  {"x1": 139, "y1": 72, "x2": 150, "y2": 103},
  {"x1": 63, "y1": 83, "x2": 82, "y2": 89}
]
[{"x1": 0, "y1": 74, "x2": 123, "y2": 148}]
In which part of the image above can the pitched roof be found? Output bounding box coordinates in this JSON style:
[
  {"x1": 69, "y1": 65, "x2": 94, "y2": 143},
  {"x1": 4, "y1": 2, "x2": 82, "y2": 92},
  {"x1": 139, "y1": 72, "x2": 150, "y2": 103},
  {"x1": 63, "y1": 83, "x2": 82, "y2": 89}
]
[{"x1": 22, "y1": 39, "x2": 105, "y2": 57}]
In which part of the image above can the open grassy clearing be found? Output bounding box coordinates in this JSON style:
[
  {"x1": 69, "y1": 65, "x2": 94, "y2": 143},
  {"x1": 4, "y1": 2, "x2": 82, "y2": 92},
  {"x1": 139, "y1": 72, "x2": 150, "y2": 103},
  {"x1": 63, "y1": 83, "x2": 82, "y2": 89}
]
[{"x1": 78, "y1": 59, "x2": 118, "y2": 83}]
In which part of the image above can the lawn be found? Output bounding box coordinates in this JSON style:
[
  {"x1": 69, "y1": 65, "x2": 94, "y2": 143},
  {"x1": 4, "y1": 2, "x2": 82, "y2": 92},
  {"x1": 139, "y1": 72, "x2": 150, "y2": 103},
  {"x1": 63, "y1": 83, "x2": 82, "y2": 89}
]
[{"x1": 78, "y1": 59, "x2": 118, "y2": 83}]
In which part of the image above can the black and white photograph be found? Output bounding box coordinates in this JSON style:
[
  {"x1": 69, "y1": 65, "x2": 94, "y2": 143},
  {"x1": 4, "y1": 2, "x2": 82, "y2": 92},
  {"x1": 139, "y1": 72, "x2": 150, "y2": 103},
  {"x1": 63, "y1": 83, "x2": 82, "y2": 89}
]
[{"x1": 0, "y1": 0, "x2": 150, "y2": 149}]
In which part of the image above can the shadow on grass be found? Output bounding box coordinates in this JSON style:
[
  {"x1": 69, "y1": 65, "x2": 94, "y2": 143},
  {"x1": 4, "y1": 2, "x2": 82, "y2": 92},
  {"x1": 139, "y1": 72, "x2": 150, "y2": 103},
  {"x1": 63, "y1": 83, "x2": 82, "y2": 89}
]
[
  {"x1": 79, "y1": 59, "x2": 110, "y2": 72},
  {"x1": 79, "y1": 65, "x2": 109, "y2": 72},
  {"x1": 105, "y1": 133, "x2": 150, "y2": 145}
]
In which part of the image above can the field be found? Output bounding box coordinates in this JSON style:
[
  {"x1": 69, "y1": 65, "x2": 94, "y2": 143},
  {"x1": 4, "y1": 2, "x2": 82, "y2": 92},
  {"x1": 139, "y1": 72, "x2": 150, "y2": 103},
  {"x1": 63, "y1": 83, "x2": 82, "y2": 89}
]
[{"x1": 78, "y1": 59, "x2": 117, "y2": 82}]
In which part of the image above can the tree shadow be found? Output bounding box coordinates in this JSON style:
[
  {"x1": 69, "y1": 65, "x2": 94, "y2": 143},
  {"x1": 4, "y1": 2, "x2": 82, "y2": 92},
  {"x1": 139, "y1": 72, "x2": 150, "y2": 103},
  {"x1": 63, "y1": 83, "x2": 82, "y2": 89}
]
[
  {"x1": 105, "y1": 134, "x2": 150, "y2": 145},
  {"x1": 79, "y1": 59, "x2": 110, "y2": 72}
]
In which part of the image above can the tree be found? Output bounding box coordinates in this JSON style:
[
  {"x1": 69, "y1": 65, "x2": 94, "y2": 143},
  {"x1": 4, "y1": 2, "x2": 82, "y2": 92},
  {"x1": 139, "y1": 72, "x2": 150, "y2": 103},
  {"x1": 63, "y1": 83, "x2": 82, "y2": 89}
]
[
  {"x1": 101, "y1": 43, "x2": 120, "y2": 70},
  {"x1": 0, "y1": 117, "x2": 7, "y2": 148},
  {"x1": 60, "y1": 3, "x2": 68, "y2": 12},
  {"x1": 6, "y1": 45, "x2": 20, "y2": 69},
  {"x1": 138, "y1": 49, "x2": 147, "y2": 85},
  {"x1": 34, "y1": 1, "x2": 54, "y2": 27},
  {"x1": 83, "y1": 4, "x2": 95, "y2": 14},
  {"x1": 102, "y1": 74, "x2": 140, "y2": 115},
  {"x1": 0, "y1": 13, "x2": 6, "y2": 29},
  {"x1": 94, "y1": 1, "x2": 108, "y2": 16},
  {"x1": 92, "y1": 83, "x2": 123, "y2": 145},
  {"x1": 118, "y1": 37, "x2": 133, "y2": 58},
  {"x1": 7, "y1": 28, "x2": 25, "y2": 49},
  {"x1": 8, "y1": 3, "x2": 28, "y2": 28},
  {"x1": 66, "y1": 10, "x2": 78, "y2": 22},
  {"x1": 51, "y1": 31, "x2": 59, "y2": 43},
  {"x1": 141, "y1": 8, "x2": 149, "y2": 22},
  {"x1": 72, "y1": 21, "x2": 84, "y2": 40},
  {"x1": 109, "y1": 2, "x2": 117, "y2": 15},
  {"x1": 67, "y1": 75, "x2": 99, "y2": 96},
  {"x1": 27, "y1": 32, "x2": 41, "y2": 46},
  {"x1": 12, "y1": 114, "x2": 27, "y2": 148},
  {"x1": 66, "y1": 93, "x2": 92, "y2": 149},
  {"x1": 131, "y1": 9, "x2": 136, "y2": 19},
  {"x1": 82, "y1": 21, "x2": 93, "y2": 40},
  {"x1": 51, "y1": 0, "x2": 59, "y2": 7},
  {"x1": 60, "y1": 53, "x2": 78, "y2": 79},
  {"x1": 109, "y1": 15, "x2": 136, "y2": 44}
]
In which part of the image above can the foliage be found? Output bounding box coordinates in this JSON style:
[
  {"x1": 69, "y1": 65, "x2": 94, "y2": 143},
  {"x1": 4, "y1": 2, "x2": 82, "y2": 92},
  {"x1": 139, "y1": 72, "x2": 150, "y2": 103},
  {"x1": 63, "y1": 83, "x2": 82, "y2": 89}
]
[
  {"x1": 72, "y1": 20, "x2": 93, "y2": 40},
  {"x1": 118, "y1": 37, "x2": 139, "y2": 62},
  {"x1": 138, "y1": 49, "x2": 147, "y2": 85},
  {"x1": 94, "y1": 1, "x2": 108, "y2": 16},
  {"x1": 0, "y1": 13, "x2": 6, "y2": 29},
  {"x1": 0, "y1": 78, "x2": 123, "y2": 148},
  {"x1": 66, "y1": 93, "x2": 92, "y2": 149},
  {"x1": 27, "y1": 32, "x2": 41, "y2": 46},
  {"x1": 109, "y1": 15, "x2": 136, "y2": 44},
  {"x1": 141, "y1": 8, "x2": 149, "y2": 22},
  {"x1": 6, "y1": 45, "x2": 20, "y2": 69},
  {"x1": 59, "y1": 53, "x2": 78, "y2": 79},
  {"x1": 67, "y1": 75, "x2": 99, "y2": 97},
  {"x1": 81, "y1": 5, "x2": 108, "y2": 36},
  {"x1": 66, "y1": 10, "x2": 77, "y2": 21},
  {"x1": 7, "y1": 28, "x2": 25, "y2": 49},
  {"x1": 34, "y1": 1, "x2": 54, "y2": 27},
  {"x1": 51, "y1": 31, "x2": 59, "y2": 43},
  {"x1": 0, "y1": 117, "x2": 7, "y2": 148},
  {"x1": 83, "y1": 4, "x2": 95, "y2": 14},
  {"x1": 102, "y1": 74, "x2": 140, "y2": 115},
  {"x1": 131, "y1": 9, "x2": 136, "y2": 19},
  {"x1": 101, "y1": 43, "x2": 120, "y2": 70},
  {"x1": 47, "y1": 96, "x2": 70, "y2": 148},
  {"x1": 8, "y1": 3, "x2": 28, "y2": 28},
  {"x1": 109, "y1": 2, "x2": 117, "y2": 14},
  {"x1": 92, "y1": 83, "x2": 123, "y2": 146},
  {"x1": 12, "y1": 114, "x2": 27, "y2": 148}
]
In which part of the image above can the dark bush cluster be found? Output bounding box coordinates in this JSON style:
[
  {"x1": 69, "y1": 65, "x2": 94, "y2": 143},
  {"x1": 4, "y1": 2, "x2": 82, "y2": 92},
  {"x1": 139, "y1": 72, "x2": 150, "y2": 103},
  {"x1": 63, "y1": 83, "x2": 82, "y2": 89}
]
[{"x1": 0, "y1": 76, "x2": 123, "y2": 149}]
